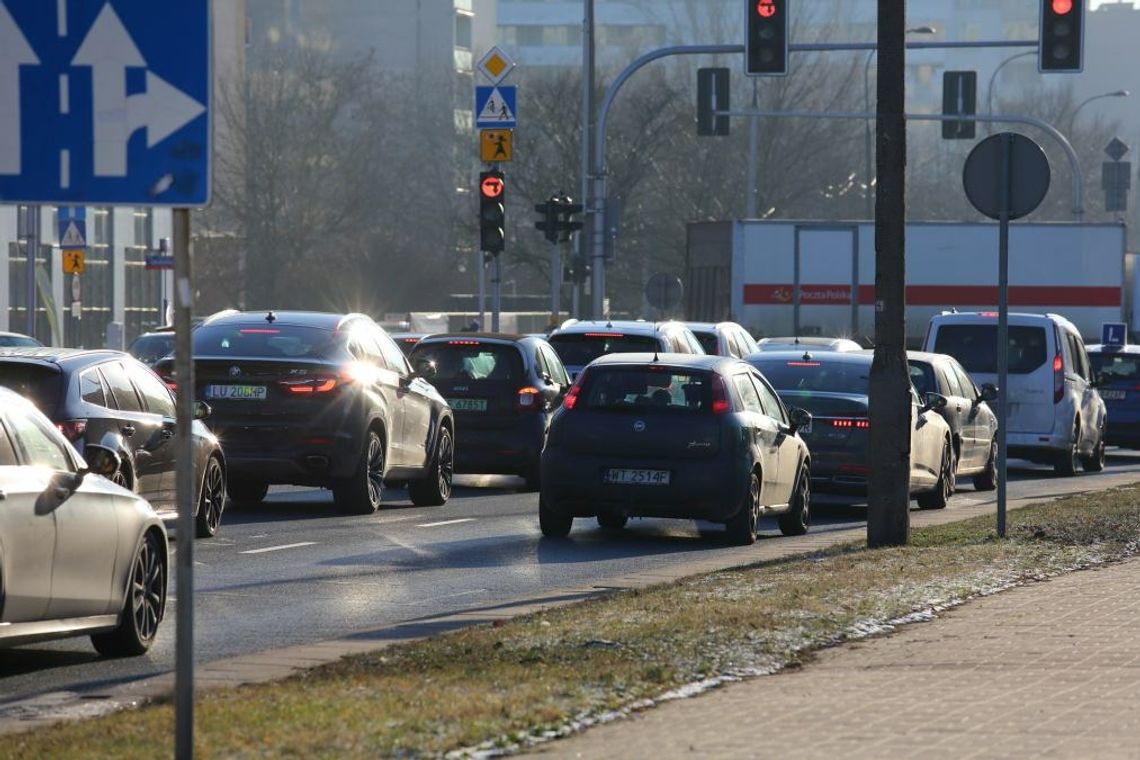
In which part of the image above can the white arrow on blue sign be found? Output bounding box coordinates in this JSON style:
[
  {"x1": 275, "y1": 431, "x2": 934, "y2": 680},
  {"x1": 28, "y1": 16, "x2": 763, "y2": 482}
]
[
  {"x1": 0, "y1": 1, "x2": 210, "y2": 205},
  {"x1": 475, "y1": 85, "x2": 517, "y2": 129}
]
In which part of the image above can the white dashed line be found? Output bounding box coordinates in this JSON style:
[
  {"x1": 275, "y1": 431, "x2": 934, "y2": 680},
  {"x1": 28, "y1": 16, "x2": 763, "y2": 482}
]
[
  {"x1": 239, "y1": 542, "x2": 317, "y2": 555},
  {"x1": 416, "y1": 518, "x2": 475, "y2": 528}
]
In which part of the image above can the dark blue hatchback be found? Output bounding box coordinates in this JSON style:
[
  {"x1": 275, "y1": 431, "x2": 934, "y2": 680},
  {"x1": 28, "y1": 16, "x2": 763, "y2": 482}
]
[{"x1": 1087, "y1": 343, "x2": 1140, "y2": 447}]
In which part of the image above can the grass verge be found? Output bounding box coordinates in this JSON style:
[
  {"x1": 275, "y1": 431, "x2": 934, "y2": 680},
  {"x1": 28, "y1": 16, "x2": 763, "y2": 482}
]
[{"x1": 7, "y1": 487, "x2": 1140, "y2": 759}]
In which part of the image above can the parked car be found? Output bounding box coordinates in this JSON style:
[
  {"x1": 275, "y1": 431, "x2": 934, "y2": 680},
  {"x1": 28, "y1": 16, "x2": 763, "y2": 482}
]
[
  {"x1": 907, "y1": 350, "x2": 1000, "y2": 491},
  {"x1": 0, "y1": 386, "x2": 168, "y2": 655},
  {"x1": 924, "y1": 311, "x2": 1106, "y2": 475},
  {"x1": 409, "y1": 333, "x2": 569, "y2": 489},
  {"x1": 1086, "y1": 342, "x2": 1140, "y2": 448},
  {"x1": 683, "y1": 321, "x2": 759, "y2": 358},
  {"x1": 0, "y1": 331, "x2": 42, "y2": 348},
  {"x1": 0, "y1": 348, "x2": 227, "y2": 537},
  {"x1": 539, "y1": 353, "x2": 813, "y2": 544},
  {"x1": 390, "y1": 332, "x2": 427, "y2": 357},
  {"x1": 128, "y1": 330, "x2": 176, "y2": 366},
  {"x1": 156, "y1": 310, "x2": 454, "y2": 513},
  {"x1": 746, "y1": 350, "x2": 954, "y2": 507},
  {"x1": 547, "y1": 319, "x2": 705, "y2": 379},
  {"x1": 755, "y1": 336, "x2": 864, "y2": 352}
]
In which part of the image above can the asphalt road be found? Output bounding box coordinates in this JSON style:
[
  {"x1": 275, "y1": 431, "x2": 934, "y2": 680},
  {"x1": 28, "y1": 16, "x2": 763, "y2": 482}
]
[{"x1": 3, "y1": 452, "x2": 1140, "y2": 709}]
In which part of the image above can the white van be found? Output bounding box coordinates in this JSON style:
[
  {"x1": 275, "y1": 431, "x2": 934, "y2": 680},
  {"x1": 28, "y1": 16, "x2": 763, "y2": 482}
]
[{"x1": 922, "y1": 311, "x2": 1106, "y2": 475}]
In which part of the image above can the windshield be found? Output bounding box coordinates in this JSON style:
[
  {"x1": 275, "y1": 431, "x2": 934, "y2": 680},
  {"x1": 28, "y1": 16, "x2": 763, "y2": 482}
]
[
  {"x1": 578, "y1": 367, "x2": 712, "y2": 413},
  {"x1": 1089, "y1": 352, "x2": 1140, "y2": 382},
  {"x1": 549, "y1": 333, "x2": 660, "y2": 367},
  {"x1": 410, "y1": 342, "x2": 523, "y2": 382},
  {"x1": 751, "y1": 359, "x2": 871, "y2": 395},
  {"x1": 192, "y1": 324, "x2": 346, "y2": 360},
  {"x1": 0, "y1": 364, "x2": 64, "y2": 416},
  {"x1": 0, "y1": 334, "x2": 41, "y2": 347},
  {"x1": 933, "y1": 324, "x2": 1047, "y2": 375}
]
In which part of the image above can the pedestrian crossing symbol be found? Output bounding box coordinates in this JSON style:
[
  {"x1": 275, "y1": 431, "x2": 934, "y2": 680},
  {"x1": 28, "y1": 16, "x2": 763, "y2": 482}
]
[
  {"x1": 60, "y1": 220, "x2": 86, "y2": 248},
  {"x1": 475, "y1": 86, "x2": 517, "y2": 129}
]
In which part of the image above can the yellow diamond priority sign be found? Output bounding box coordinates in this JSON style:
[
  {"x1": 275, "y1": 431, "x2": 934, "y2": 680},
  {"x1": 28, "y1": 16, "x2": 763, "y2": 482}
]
[{"x1": 477, "y1": 46, "x2": 515, "y2": 84}]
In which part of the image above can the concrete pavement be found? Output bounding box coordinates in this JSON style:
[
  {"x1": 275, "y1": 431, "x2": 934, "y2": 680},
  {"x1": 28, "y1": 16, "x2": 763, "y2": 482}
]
[{"x1": 528, "y1": 556, "x2": 1140, "y2": 759}]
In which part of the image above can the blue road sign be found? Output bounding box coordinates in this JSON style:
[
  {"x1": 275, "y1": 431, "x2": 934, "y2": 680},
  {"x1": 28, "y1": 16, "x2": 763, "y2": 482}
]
[
  {"x1": 475, "y1": 85, "x2": 517, "y2": 129},
  {"x1": 0, "y1": 1, "x2": 210, "y2": 206},
  {"x1": 57, "y1": 205, "x2": 87, "y2": 247},
  {"x1": 1102, "y1": 322, "x2": 1128, "y2": 348},
  {"x1": 145, "y1": 254, "x2": 174, "y2": 270}
]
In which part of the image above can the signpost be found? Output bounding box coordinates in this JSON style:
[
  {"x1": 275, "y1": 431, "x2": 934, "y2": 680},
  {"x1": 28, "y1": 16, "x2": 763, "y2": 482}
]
[{"x1": 963, "y1": 132, "x2": 1051, "y2": 539}]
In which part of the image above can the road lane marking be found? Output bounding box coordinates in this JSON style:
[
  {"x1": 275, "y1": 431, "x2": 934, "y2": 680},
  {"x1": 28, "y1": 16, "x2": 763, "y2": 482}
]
[
  {"x1": 240, "y1": 542, "x2": 317, "y2": 555},
  {"x1": 416, "y1": 518, "x2": 475, "y2": 528}
]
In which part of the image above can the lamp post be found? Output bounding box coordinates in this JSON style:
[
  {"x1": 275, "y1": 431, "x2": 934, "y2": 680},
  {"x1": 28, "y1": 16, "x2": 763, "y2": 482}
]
[
  {"x1": 1069, "y1": 90, "x2": 1130, "y2": 138},
  {"x1": 985, "y1": 50, "x2": 1035, "y2": 131},
  {"x1": 863, "y1": 25, "x2": 936, "y2": 218}
]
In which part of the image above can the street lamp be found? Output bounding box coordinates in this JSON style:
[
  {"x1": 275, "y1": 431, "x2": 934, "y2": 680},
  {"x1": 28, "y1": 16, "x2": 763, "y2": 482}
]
[
  {"x1": 1069, "y1": 90, "x2": 1130, "y2": 137},
  {"x1": 985, "y1": 50, "x2": 1035, "y2": 130},
  {"x1": 863, "y1": 25, "x2": 936, "y2": 218}
]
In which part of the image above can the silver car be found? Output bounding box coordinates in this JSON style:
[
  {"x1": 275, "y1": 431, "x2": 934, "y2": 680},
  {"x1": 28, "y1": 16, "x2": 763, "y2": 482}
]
[{"x1": 0, "y1": 387, "x2": 168, "y2": 655}]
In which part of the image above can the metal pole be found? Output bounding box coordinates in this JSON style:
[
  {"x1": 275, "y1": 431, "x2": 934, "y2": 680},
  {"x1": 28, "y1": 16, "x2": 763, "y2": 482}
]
[
  {"x1": 996, "y1": 134, "x2": 1011, "y2": 539},
  {"x1": 550, "y1": 240, "x2": 561, "y2": 328},
  {"x1": 491, "y1": 254, "x2": 501, "y2": 332},
  {"x1": 25, "y1": 206, "x2": 38, "y2": 338},
  {"x1": 580, "y1": 0, "x2": 594, "y2": 318},
  {"x1": 746, "y1": 79, "x2": 760, "y2": 218},
  {"x1": 863, "y1": 50, "x2": 875, "y2": 220},
  {"x1": 477, "y1": 252, "x2": 486, "y2": 329},
  {"x1": 172, "y1": 208, "x2": 195, "y2": 760},
  {"x1": 986, "y1": 50, "x2": 1035, "y2": 134}
]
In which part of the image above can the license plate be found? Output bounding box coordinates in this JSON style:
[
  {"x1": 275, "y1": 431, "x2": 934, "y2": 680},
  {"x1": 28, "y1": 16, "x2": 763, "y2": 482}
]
[
  {"x1": 448, "y1": 398, "x2": 488, "y2": 411},
  {"x1": 205, "y1": 384, "x2": 267, "y2": 401},
  {"x1": 1101, "y1": 389, "x2": 1126, "y2": 400},
  {"x1": 604, "y1": 468, "x2": 670, "y2": 485}
]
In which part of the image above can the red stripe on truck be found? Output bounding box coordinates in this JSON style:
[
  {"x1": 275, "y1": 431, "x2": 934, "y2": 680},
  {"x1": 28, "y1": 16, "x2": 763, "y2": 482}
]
[{"x1": 742, "y1": 284, "x2": 1121, "y2": 307}]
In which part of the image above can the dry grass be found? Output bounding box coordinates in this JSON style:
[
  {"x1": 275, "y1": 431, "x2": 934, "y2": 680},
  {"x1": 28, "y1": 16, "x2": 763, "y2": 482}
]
[{"x1": 7, "y1": 487, "x2": 1140, "y2": 759}]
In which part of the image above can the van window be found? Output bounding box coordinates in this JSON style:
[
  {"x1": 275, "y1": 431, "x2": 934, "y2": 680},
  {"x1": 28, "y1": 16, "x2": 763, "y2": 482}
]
[
  {"x1": 1065, "y1": 333, "x2": 1090, "y2": 380},
  {"x1": 932, "y1": 324, "x2": 1047, "y2": 375}
]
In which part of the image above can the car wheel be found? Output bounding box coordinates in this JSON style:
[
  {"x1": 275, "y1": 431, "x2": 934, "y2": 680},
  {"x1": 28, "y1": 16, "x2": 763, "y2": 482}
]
[
  {"x1": 1054, "y1": 421, "x2": 1081, "y2": 477},
  {"x1": 539, "y1": 494, "x2": 572, "y2": 538},
  {"x1": 111, "y1": 461, "x2": 133, "y2": 490},
  {"x1": 917, "y1": 440, "x2": 952, "y2": 509},
  {"x1": 946, "y1": 445, "x2": 958, "y2": 495},
  {"x1": 195, "y1": 456, "x2": 226, "y2": 538},
  {"x1": 227, "y1": 479, "x2": 268, "y2": 506},
  {"x1": 777, "y1": 465, "x2": 811, "y2": 536},
  {"x1": 334, "y1": 429, "x2": 385, "y2": 515},
  {"x1": 1081, "y1": 429, "x2": 1106, "y2": 472},
  {"x1": 597, "y1": 512, "x2": 628, "y2": 530},
  {"x1": 972, "y1": 439, "x2": 998, "y2": 491},
  {"x1": 725, "y1": 471, "x2": 760, "y2": 546},
  {"x1": 409, "y1": 426, "x2": 454, "y2": 507},
  {"x1": 91, "y1": 531, "x2": 166, "y2": 657}
]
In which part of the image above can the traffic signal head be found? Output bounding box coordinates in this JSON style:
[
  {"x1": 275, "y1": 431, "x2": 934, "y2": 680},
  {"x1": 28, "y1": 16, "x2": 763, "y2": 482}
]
[
  {"x1": 479, "y1": 170, "x2": 505, "y2": 254},
  {"x1": 534, "y1": 201, "x2": 559, "y2": 244},
  {"x1": 746, "y1": 0, "x2": 787, "y2": 76},
  {"x1": 1039, "y1": 0, "x2": 1084, "y2": 73}
]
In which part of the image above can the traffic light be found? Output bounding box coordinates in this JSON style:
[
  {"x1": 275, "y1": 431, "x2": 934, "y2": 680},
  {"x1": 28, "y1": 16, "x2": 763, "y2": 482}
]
[
  {"x1": 534, "y1": 200, "x2": 559, "y2": 244},
  {"x1": 1039, "y1": 0, "x2": 1084, "y2": 73},
  {"x1": 479, "y1": 170, "x2": 505, "y2": 254},
  {"x1": 558, "y1": 200, "x2": 583, "y2": 243},
  {"x1": 745, "y1": 0, "x2": 787, "y2": 76},
  {"x1": 534, "y1": 195, "x2": 584, "y2": 244}
]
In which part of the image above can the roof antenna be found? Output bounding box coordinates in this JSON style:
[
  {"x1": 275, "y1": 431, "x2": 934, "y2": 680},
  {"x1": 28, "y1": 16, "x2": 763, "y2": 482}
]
[
  {"x1": 266, "y1": 310, "x2": 277, "y2": 324},
  {"x1": 653, "y1": 320, "x2": 660, "y2": 362}
]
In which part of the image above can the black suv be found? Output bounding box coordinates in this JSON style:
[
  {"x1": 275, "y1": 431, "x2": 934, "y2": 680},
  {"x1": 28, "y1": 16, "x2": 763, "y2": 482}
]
[
  {"x1": 408, "y1": 333, "x2": 570, "y2": 489},
  {"x1": 158, "y1": 311, "x2": 454, "y2": 514},
  {"x1": 0, "y1": 348, "x2": 227, "y2": 537}
]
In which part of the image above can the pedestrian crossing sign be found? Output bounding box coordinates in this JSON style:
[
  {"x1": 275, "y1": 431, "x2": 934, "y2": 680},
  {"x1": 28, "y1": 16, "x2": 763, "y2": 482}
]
[
  {"x1": 480, "y1": 129, "x2": 513, "y2": 163},
  {"x1": 475, "y1": 86, "x2": 517, "y2": 129},
  {"x1": 62, "y1": 249, "x2": 85, "y2": 274}
]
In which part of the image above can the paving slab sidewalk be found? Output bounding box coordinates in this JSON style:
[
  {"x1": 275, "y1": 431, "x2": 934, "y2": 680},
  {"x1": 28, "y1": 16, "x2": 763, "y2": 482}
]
[{"x1": 528, "y1": 557, "x2": 1140, "y2": 760}]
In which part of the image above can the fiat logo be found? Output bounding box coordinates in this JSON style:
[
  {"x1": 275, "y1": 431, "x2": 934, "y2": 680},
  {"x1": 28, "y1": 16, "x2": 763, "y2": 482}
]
[
  {"x1": 633, "y1": 420, "x2": 646, "y2": 433},
  {"x1": 229, "y1": 366, "x2": 242, "y2": 377}
]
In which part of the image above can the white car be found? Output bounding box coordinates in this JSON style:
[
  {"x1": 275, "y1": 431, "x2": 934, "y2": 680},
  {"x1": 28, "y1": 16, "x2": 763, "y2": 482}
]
[
  {"x1": 548, "y1": 319, "x2": 705, "y2": 379},
  {"x1": 923, "y1": 311, "x2": 1106, "y2": 475}
]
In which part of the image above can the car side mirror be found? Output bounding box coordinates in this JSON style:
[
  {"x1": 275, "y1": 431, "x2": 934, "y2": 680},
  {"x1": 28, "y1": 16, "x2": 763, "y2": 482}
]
[
  {"x1": 788, "y1": 407, "x2": 812, "y2": 433},
  {"x1": 979, "y1": 383, "x2": 999, "y2": 402},
  {"x1": 193, "y1": 400, "x2": 212, "y2": 420},
  {"x1": 922, "y1": 391, "x2": 948, "y2": 412}
]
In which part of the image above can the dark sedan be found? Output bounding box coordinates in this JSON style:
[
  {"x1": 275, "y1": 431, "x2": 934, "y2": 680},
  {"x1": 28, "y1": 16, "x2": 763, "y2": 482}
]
[
  {"x1": 540, "y1": 354, "x2": 812, "y2": 545},
  {"x1": 156, "y1": 310, "x2": 454, "y2": 514},
  {"x1": 0, "y1": 348, "x2": 227, "y2": 537}
]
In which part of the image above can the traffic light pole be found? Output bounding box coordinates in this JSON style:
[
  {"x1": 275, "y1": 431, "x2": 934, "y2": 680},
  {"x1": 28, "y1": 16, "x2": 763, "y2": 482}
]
[{"x1": 550, "y1": 239, "x2": 562, "y2": 328}]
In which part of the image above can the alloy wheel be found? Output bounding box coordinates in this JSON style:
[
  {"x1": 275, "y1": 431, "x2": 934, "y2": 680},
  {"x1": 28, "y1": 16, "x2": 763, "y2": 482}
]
[{"x1": 131, "y1": 535, "x2": 164, "y2": 645}]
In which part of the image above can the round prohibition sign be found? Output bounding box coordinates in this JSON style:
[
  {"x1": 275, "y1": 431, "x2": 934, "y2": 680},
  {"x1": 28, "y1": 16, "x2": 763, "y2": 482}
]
[{"x1": 481, "y1": 176, "x2": 504, "y2": 198}]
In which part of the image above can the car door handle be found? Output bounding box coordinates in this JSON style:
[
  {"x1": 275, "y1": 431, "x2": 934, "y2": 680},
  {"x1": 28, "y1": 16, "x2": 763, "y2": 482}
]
[{"x1": 121, "y1": 425, "x2": 136, "y2": 437}]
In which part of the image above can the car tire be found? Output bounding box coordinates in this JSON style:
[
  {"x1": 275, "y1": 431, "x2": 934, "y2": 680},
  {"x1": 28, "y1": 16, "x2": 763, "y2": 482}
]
[
  {"x1": 725, "y1": 471, "x2": 760, "y2": 546},
  {"x1": 972, "y1": 439, "x2": 998, "y2": 491},
  {"x1": 1081, "y1": 429, "x2": 1106, "y2": 472},
  {"x1": 777, "y1": 465, "x2": 811, "y2": 536},
  {"x1": 195, "y1": 456, "x2": 226, "y2": 539},
  {"x1": 227, "y1": 479, "x2": 268, "y2": 506},
  {"x1": 409, "y1": 426, "x2": 454, "y2": 507},
  {"x1": 1054, "y1": 421, "x2": 1081, "y2": 477},
  {"x1": 597, "y1": 512, "x2": 628, "y2": 530},
  {"x1": 334, "y1": 429, "x2": 385, "y2": 515},
  {"x1": 539, "y1": 494, "x2": 572, "y2": 538},
  {"x1": 917, "y1": 440, "x2": 952, "y2": 510},
  {"x1": 522, "y1": 468, "x2": 541, "y2": 492},
  {"x1": 111, "y1": 460, "x2": 134, "y2": 491},
  {"x1": 91, "y1": 531, "x2": 165, "y2": 657}
]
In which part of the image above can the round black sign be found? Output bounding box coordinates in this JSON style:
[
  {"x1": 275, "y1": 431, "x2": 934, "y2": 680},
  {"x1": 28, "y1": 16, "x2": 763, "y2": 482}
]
[
  {"x1": 962, "y1": 133, "x2": 1051, "y2": 220},
  {"x1": 645, "y1": 272, "x2": 683, "y2": 311}
]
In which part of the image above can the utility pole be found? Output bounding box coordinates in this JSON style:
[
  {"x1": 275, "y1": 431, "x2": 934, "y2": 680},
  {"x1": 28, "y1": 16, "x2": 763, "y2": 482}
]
[
  {"x1": 867, "y1": 0, "x2": 911, "y2": 548},
  {"x1": 579, "y1": 0, "x2": 595, "y2": 318}
]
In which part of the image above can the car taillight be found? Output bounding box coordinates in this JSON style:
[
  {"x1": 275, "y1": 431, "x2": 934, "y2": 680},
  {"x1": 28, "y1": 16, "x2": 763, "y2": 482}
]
[
  {"x1": 517, "y1": 386, "x2": 540, "y2": 411},
  {"x1": 562, "y1": 375, "x2": 585, "y2": 410},
  {"x1": 280, "y1": 377, "x2": 339, "y2": 395},
  {"x1": 159, "y1": 373, "x2": 176, "y2": 391},
  {"x1": 56, "y1": 419, "x2": 87, "y2": 441},
  {"x1": 1053, "y1": 352, "x2": 1064, "y2": 404},
  {"x1": 831, "y1": 418, "x2": 870, "y2": 429},
  {"x1": 711, "y1": 375, "x2": 731, "y2": 415}
]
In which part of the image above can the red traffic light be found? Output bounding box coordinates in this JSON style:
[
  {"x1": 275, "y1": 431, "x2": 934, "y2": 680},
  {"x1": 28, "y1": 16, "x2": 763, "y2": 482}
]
[
  {"x1": 756, "y1": 0, "x2": 776, "y2": 18},
  {"x1": 480, "y1": 175, "x2": 504, "y2": 199},
  {"x1": 1051, "y1": 0, "x2": 1073, "y2": 14}
]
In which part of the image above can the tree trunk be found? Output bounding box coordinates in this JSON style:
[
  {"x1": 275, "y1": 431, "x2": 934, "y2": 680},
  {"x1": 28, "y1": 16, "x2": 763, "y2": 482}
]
[{"x1": 867, "y1": 0, "x2": 911, "y2": 548}]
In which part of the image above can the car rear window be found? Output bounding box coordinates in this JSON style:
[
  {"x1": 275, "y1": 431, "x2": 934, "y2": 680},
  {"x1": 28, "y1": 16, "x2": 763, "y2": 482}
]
[
  {"x1": 692, "y1": 331, "x2": 719, "y2": 355},
  {"x1": 192, "y1": 324, "x2": 346, "y2": 360},
  {"x1": 1089, "y1": 352, "x2": 1140, "y2": 381},
  {"x1": 578, "y1": 367, "x2": 712, "y2": 412},
  {"x1": 410, "y1": 341, "x2": 524, "y2": 382},
  {"x1": 548, "y1": 333, "x2": 660, "y2": 366},
  {"x1": 0, "y1": 363, "x2": 64, "y2": 415},
  {"x1": 129, "y1": 334, "x2": 176, "y2": 364},
  {"x1": 751, "y1": 359, "x2": 871, "y2": 395},
  {"x1": 933, "y1": 324, "x2": 1047, "y2": 374}
]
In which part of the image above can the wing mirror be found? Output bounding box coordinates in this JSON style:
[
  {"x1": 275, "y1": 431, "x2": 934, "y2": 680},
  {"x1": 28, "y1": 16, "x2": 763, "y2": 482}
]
[
  {"x1": 979, "y1": 383, "x2": 999, "y2": 403},
  {"x1": 788, "y1": 407, "x2": 812, "y2": 433},
  {"x1": 922, "y1": 391, "x2": 948, "y2": 412},
  {"x1": 193, "y1": 400, "x2": 212, "y2": 420}
]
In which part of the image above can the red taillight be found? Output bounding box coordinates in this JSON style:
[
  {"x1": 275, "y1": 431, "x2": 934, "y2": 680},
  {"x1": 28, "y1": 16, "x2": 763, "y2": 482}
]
[
  {"x1": 159, "y1": 373, "x2": 176, "y2": 391},
  {"x1": 517, "y1": 386, "x2": 540, "y2": 411},
  {"x1": 831, "y1": 418, "x2": 869, "y2": 429},
  {"x1": 787, "y1": 361, "x2": 821, "y2": 367},
  {"x1": 711, "y1": 375, "x2": 731, "y2": 415},
  {"x1": 239, "y1": 328, "x2": 279, "y2": 334},
  {"x1": 56, "y1": 419, "x2": 87, "y2": 441},
  {"x1": 562, "y1": 375, "x2": 585, "y2": 410},
  {"x1": 281, "y1": 377, "x2": 339, "y2": 395},
  {"x1": 1053, "y1": 352, "x2": 1064, "y2": 403},
  {"x1": 583, "y1": 332, "x2": 623, "y2": 338},
  {"x1": 448, "y1": 339, "x2": 480, "y2": 345},
  {"x1": 979, "y1": 311, "x2": 998, "y2": 318}
]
